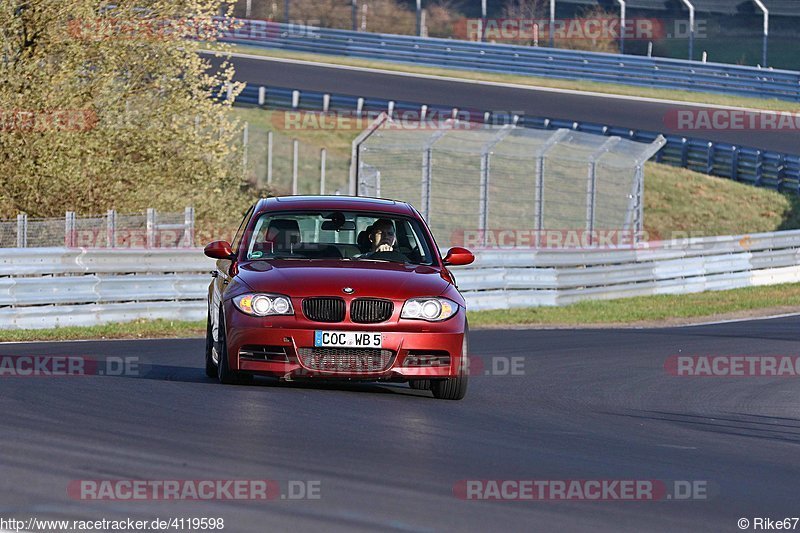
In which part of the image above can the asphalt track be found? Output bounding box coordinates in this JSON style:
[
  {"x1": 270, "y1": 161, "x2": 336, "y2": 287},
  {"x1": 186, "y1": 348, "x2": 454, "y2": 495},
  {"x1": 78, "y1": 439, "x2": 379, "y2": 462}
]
[
  {"x1": 2, "y1": 316, "x2": 800, "y2": 532},
  {"x1": 224, "y1": 54, "x2": 800, "y2": 154}
]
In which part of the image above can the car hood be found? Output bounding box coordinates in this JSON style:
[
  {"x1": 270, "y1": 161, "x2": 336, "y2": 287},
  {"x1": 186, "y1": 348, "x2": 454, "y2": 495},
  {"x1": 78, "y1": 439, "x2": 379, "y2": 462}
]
[{"x1": 235, "y1": 260, "x2": 451, "y2": 300}]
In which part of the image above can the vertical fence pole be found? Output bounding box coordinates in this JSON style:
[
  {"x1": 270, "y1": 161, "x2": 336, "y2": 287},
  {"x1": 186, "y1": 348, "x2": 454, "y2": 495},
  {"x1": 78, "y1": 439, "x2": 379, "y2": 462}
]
[
  {"x1": 421, "y1": 148, "x2": 432, "y2": 221},
  {"x1": 320, "y1": 148, "x2": 327, "y2": 194},
  {"x1": 258, "y1": 86, "x2": 266, "y2": 106},
  {"x1": 284, "y1": 0, "x2": 290, "y2": 23},
  {"x1": 242, "y1": 122, "x2": 249, "y2": 181},
  {"x1": 636, "y1": 165, "x2": 644, "y2": 242},
  {"x1": 479, "y1": 0, "x2": 486, "y2": 42},
  {"x1": 184, "y1": 207, "x2": 195, "y2": 248},
  {"x1": 586, "y1": 162, "x2": 597, "y2": 246},
  {"x1": 535, "y1": 157, "x2": 545, "y2": 232},
  {"x1": 549, "y1": 0, "x2": 555, "y2": 47},
  {"x1": 416, "y1": 0, "x2": 422, "y2": 36},
  {"x1": 267, "y1": 131, "x2": 273, "y2": 185},
  {"x1": 616, "y1": 0, "x2": 626, "y2": 54},
  {"x1": 107, "y1": 209, "x2": 116, "y2": 248},
  {"x1": 323, "y1": 93, "x2": 330, "y2": 112},
  {"x1": 64, "y1": 212, "x2": 75, "y2": 248},
  {"x1": 292, "y1": 139, "x2": 299, "y2": 195},
  {"x1": 479, "y1": 153, "x2": 490, "y2": 247},
  {"x1": 17, "y1": 213, "x2": 27, "y2": 248},
  {"x1": 146, "y1": 208, "x2": 156, "y2": 248},
  {"x1": 351, "y1": 0, "x2": 357, "y2": 31},
  {"x1": 754, "y1": 0, "x2": 769, "y2": 67}
]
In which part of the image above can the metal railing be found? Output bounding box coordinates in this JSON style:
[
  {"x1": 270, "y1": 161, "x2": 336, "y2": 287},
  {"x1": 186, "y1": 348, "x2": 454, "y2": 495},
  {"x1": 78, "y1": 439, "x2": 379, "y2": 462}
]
[
  {"x1": 1, "y1": 208, "x2": 195, "y2": 248},
  {"x1": 233, "y1": 85, "x2": 800, "y2": 194},
  {"x1": 220, "y1": 20, "x2": 800, "y2": 102},
  {"x1": 2, "y1": 228, "x2": 799, "y2": 328}
]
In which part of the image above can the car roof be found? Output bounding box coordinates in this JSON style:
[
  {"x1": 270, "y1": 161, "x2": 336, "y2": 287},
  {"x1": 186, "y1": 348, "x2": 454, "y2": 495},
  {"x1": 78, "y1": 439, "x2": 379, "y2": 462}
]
[{"x1": 255, "y1": 195, "x2": 417, "y2": 217}]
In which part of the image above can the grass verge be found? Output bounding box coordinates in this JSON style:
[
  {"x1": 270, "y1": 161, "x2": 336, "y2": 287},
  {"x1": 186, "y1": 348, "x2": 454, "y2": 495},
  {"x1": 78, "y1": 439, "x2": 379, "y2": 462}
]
[
  {"x1": 0, "y1": 319, "x2": 205, "y2": 343},
  {"x1": 468, "y1": 283, "x2": 800, "y2": 328},
  {"x1": 1, "y1": 283, "x2": 799, "y2": 341},
  {"x1": 220, "y1": 44, "x2": 800, "y2": 112}
]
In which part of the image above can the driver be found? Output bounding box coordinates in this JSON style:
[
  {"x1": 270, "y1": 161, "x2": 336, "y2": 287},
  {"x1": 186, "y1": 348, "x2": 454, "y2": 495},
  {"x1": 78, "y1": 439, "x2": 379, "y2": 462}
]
[{"x1": 368, "y1": 218, "x2": 397, "y2": 253}]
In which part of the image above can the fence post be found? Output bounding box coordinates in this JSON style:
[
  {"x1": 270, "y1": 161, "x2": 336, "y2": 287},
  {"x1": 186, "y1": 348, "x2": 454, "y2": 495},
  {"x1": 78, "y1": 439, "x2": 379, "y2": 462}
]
[
  {"x1": 258, "y1": 86, "x2": 266, "y2": 106},
  {"x1": 106, "y1": 209, "x2": 116, "y2": 248},
  {"x1": 267, "y1": 130, "x2": 273, "y2": 185},
  {"x1": 184, "y1": 206, "x2": 195, "y2": 248},
  {"x1": 320, "y1": 148, "x2": 327, "y2": 194},
  {"x1": 323, "y1": 93, "x2": 330, "y2": 112},
  {"x1": 586, "y1": 137, "x2": 620, "y2": 246},
  {"x1": 730, "y1": 146, "x2": 739, "y2": 181},
  {"x1": 479, "y1": 125, "x2": 514, "y2": 246},
  {"x1": 242, "y1": 122, "x2": 249, "y2": 180},
  {"x1": 291, "y1": 90, "x2": 300, "y2": 109},
  {"x1": 64, "y1": 211, "x2": 75, "y2": 248},
  {"x1": 146, "y1": 208, "x2": 156, "y2": 248},
  {"x1": 16, "y1": 213, "x2": 27, "y2": 248},
  {"x1": 292, "y1": 139, "x2": 299, "y2": 195},
  {"x1": 421, "y1": 147, "x2": 432, "y2": 221}
]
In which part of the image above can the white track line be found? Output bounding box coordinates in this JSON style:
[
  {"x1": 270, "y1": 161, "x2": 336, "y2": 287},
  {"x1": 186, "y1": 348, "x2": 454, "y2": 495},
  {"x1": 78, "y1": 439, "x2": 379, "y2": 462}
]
[
  {"x1": 206, "y1": 49, "x2": 784, "y2": 114},
  {"x1": 679, "y1": 311, "x2": 800, "y2": 327}
]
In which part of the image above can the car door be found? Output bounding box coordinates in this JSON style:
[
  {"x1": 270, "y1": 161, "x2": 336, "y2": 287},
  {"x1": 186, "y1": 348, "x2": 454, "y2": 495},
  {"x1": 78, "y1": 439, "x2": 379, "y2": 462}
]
[{"x1": 210, "y1": 205, "x2": 254, "y2": 343}]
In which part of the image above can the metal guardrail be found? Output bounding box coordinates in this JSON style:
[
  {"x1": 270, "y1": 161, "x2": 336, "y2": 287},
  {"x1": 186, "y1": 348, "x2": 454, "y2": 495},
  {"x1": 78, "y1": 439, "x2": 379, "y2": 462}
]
[
  {"x1": 2, "y1": 230, "x2": 799, "y2": 328},
  {"x1": 220, "y1": 20, "x2": 800, "y2": 102},
  {"x1": 234, "y1": 85, "x2": 800, "y2": 194},
  {"x1": 457, "y1": 229, "x2": 800, "y2": 309},
  {"x1": 0, "y1": 248, "x2": 214, "y2": 329}
]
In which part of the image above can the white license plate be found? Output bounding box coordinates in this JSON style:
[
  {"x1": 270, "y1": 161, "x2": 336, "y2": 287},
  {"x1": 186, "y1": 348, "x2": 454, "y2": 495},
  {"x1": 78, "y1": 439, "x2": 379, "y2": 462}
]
[{"x1": 314, "y1": 331, "x2": 382, "y2": 348}]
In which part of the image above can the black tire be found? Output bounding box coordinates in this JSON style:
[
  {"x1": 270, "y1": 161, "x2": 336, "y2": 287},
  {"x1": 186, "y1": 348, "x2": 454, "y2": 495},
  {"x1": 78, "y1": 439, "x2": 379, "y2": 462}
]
[
  {"x1": 216, "y1": 308, "x2": 250, "y2": 385},
  {"x1": 431, "y1": 326, "x2": 469, "y2": 400},
  {"x1": 408, "y1": 379, "x2": 431, "y2": 390},
  {"x1": 204, "y1": 309, "x2": 217, "y2": 378}
]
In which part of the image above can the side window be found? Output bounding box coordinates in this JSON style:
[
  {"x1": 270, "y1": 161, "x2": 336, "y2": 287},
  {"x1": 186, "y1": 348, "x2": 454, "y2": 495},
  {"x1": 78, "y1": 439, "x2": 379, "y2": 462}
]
[{"x1": 231, "y1": 205, "x2": 254, "y2": 254}]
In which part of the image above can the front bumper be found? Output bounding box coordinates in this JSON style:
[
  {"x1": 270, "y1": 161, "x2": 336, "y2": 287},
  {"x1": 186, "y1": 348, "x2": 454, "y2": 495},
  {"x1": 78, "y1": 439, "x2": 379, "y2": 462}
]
[{"x1": 224, "y1": 301, "x2": 465, "y2": 381}]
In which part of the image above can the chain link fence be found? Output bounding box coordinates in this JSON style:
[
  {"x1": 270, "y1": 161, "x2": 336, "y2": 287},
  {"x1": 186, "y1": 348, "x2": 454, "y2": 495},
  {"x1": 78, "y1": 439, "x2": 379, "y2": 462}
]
[
  {"x1": 0, "y1": 208, "x2": 195, "y2": 248},
  {"x1": 353, "y1": 116, "x2": 665, "y2": 249}
]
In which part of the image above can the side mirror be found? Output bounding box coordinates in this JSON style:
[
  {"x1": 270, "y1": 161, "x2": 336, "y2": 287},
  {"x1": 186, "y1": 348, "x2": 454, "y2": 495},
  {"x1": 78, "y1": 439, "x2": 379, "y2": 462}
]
[
  {"x1": 443, "y1": 246, "x2": 474, "y2": 266},
  {"x1": 204, "y1": 240, "x2": 235, "y2": 260}
]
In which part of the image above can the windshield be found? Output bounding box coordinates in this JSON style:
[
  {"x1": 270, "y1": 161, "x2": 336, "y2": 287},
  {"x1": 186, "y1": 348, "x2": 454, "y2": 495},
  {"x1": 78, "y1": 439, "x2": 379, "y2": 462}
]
[{"x1": 244, "y1": 211, "x2": 436, "y2": 265}]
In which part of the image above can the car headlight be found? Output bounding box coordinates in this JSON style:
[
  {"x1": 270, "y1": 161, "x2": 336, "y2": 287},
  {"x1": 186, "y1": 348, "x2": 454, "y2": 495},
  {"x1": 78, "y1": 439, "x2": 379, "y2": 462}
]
[
  {"x1": 233, "y1": 293, "x2": 294, "y2": 317},
  {"x1": 401, "y1": 297, "x2": 458, "y2": 321}
]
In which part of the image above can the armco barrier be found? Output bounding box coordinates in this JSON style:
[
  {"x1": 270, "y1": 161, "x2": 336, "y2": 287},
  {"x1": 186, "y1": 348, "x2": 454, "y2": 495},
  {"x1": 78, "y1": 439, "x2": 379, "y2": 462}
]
[
  {"x1": 2, "y1": 230, "x2": 799, "y2": 328},
  {"x1": 234, "y1": 85, "x2": 800, "y2": 193},
  {"x1": 0, "y1": 248, "x2": 214, "y2": 329},
  {"x1": 219, "y1": 20, "x2": 800, "y2": 102}
]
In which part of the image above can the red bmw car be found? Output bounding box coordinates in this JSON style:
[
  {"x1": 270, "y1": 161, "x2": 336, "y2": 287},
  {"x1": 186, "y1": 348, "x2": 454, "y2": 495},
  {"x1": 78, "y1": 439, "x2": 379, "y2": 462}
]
[{"x1": 203, "y1": 195, "x2": 475, "y2": 400}]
